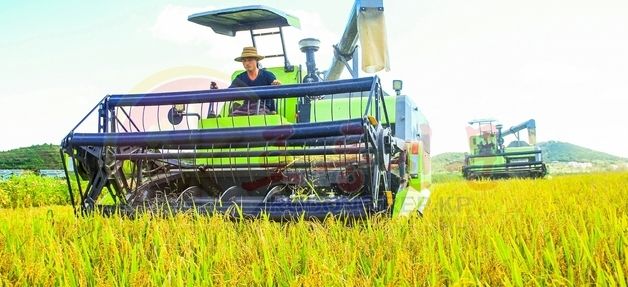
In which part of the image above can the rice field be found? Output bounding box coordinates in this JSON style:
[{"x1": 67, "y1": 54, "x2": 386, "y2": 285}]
[{"x1": 0, "y1": 172, "x2": 626, "y2": 286}]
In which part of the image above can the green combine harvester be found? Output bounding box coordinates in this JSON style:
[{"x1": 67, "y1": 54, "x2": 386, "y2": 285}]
[
  {"x1": 462, "y1": 119, "x2": 547, "y2": 179},
  {"x1": 60, "y1": 1, "x2": 432, "y2": 219}
]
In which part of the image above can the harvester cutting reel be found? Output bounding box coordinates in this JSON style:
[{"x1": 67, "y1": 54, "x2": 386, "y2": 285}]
[
  {"x1": 66, "y1": 120, "x2": 399, "y2": 217},
  {"x1": 61, "y1": 76, "x2": 410, "y2": 218}
]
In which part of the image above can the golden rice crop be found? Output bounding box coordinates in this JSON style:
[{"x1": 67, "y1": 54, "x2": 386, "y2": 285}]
[{"x1": 0, "y1": 172, "x2": 626, "y2": 286}]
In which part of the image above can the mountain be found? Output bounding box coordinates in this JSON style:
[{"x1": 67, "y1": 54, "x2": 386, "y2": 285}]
[
  {"x1": 432, "y1": 152, "x2": 465, "y2": 174},
  {"x1": 539, "y1": 141, "x2": 626, "y2": 162},
  {"x1": 0, "y1": 144, "x2": 62, "y2": 170}
]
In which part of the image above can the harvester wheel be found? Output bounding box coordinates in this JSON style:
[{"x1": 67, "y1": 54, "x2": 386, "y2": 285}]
[
  {"x1": 219, "y1": 186, "x2": 247, "y2": 202},
  {"x1": 179, "y1": 186, "x2": 208, "y2": 201},
  {"x1": 263, "y1": 185, "x2": 287, "y2": 203}
]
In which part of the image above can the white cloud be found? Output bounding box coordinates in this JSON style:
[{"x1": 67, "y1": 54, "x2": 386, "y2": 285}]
[
  {"x1": 282, "y1": 9, "x2": 340, "y2": 70},
  {"x1": 150, "y1": 4, "x2": 218, "y2": 45},
  {"x1": 149, "y1": 4, "x2": 257, "y2": 74},
  {"x1": 378, "y1": 0, "x2": 628, "y2": 157},
  {"x1": 148, "y1": 4, "x2": 347, "y2": 79}
]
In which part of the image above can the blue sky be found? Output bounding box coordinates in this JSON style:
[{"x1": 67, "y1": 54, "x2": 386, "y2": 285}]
[{"x1": 1, "y1": 0, "x2": 627, "y2": 157}]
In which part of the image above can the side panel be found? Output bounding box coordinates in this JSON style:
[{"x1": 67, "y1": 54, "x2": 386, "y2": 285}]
[
  {"x1": 309, "y1": 94, "x2": 397, "y2": 123},
  {"x1": 391, "y1": 95, "x2": 431, "y2": 216},
  {"x1": 392, "y1": 186, "x2": 431, "y2": 216},
  {"x1": 468, "y1": 155, "x2": 507, "y2": 167},
  {"x1": 199, "y1": 114, "x2": 291, "y2": 128},
  {"x1": 393, "y1": 139, "x2": 431, "y2": 216},
  {"x1": 395, "y1": 95, "x2": 431, "y2": 186}
]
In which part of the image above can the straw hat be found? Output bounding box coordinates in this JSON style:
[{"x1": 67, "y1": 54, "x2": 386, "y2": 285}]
[{"x1": 234, "y1": 46, "x2": 265, "y2": 62}]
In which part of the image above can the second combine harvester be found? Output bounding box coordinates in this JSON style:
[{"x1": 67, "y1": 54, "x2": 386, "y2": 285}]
[
  {"x1": 462, "y1": 119, "x2": 547, "y2": 179},
  {"x1": 60, "y1": 1, "x2": 431, "y2": 218}
]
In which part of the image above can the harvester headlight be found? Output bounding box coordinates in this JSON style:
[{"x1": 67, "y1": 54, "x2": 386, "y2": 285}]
[
  {"x1": 174, "y1": 104, "x2": 185, "y2": 113},
  {"x1": 393, "y1": 80, "x2": 403, "y2": 95}
]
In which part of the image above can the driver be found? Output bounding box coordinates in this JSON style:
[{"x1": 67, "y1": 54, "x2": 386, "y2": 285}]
[{"x1": 229, "y1": 46, "x2": 281, "y2": 115}]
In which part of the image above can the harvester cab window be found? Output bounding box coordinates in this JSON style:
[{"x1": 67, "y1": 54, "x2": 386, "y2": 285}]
[{"x1": 477, "y1": 133, "x2": 497, "y2": 155}]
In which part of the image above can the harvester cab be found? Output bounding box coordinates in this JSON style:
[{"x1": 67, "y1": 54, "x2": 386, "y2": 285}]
[
  {"x1": 467, "y1": 119, "x2": 499, "y2": 156},
  {"x1": 60, "y1": 1, "x2": 432, "y2": 219},
  {"x1": 189, "y1": 6, "x2": 303, "y2": 122},
  {"x1": 189, "y1": 5, "x2": 299, "y2": 74},
  {"x1": 463, "y1": 119, "x2": 547, "y2": 179}
]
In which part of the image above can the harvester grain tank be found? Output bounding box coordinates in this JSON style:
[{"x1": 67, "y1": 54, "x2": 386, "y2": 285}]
[
  {"x1": 462, "y1": 119, "x2": 547, "y2": 179},
  {"x1": 61, "y1": 1, "x2": 431, "y2": 218}
]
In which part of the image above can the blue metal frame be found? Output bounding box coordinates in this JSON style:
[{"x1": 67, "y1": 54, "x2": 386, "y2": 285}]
[
  {"x1": 105, "y1": 77, "x2": 374, "y2": 107},
  {"x1": 67, "y1": 119, "x2": 364, "y2": 147},
  {"x1": 61, "y1": 76, "x2": 394, "y2": 217}
]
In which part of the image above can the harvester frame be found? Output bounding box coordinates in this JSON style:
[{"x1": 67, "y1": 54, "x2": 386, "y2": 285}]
[{"x1": 61, "y1": 2, "x2": 432, "y2": 219}]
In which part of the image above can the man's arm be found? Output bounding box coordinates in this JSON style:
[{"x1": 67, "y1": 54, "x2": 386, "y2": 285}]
[
  {"x1": 229, "y1": 79, "x2": 241, "y2": 88},
  {"x1": 264, "y1": 70, "x2": 281, "y2": 85},
  {"x1": 229, "y1": 72, "x2": 246, "y2": 88}
]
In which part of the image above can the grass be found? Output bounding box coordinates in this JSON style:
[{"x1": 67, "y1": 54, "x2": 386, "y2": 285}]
[{"x1": 0, "y1": 172, "x2": 626, "y2": 285}]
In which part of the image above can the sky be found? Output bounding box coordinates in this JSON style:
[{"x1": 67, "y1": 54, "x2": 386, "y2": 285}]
[{"x1": 1, "y1": 0, "x2": 627, "y2": 157}]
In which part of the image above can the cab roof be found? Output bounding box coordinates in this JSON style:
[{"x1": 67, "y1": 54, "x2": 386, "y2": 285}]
[
  {"x1": 188, "y1": 5, "x2": 301, "y2": 37},
  {"x1": 468, "y1": 118, "x2": 497, "y2": 125}
]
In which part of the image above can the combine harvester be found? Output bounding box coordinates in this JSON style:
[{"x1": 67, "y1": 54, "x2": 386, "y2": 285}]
[
  {"x1": 61, "y1": 1, "x2": 431, "y2": 218},
  {"x1": 462, "y1": 119, "x2": 547, "y2": 180}
]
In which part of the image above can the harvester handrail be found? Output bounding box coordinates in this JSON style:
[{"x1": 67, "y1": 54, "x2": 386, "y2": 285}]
[
  {"x1": 67, "y1": 119, "x2": 364, "y2": 147},
  {"x1": 106, "y1": 77, "x2": 376, "y2": 107},
  {"x1": 62, "y1": 95, "x2": 109, "y2": 143}
]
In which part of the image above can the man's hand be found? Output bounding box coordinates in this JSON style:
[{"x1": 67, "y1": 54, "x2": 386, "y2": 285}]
[{"x1": 271, "y1": 80, "x2": 281, "y2": 85}]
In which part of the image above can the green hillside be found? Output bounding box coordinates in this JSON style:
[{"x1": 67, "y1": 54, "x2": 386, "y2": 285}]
[
  {"x1": 539, "y1": 141, "x2": 626, "y2": 162},
  {"x1": 432, "y1": 152, "x2": 465, "y2": 174},
  {"x1": 0, "y1": 144, "x2": 62, "y2": 170}
]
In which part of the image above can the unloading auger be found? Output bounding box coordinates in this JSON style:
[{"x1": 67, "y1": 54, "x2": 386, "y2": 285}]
[{"x1": 60, "y1": 2, "x2": 432, "y2": 218}]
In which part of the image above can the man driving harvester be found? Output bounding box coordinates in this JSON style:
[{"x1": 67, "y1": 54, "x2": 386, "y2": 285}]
[{"x1": 229, "y1": 46, "x2": 281, "y2": 115}]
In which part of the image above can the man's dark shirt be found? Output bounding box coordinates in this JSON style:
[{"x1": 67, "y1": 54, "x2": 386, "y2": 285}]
[{"x1": 229, "y1": 69, "x2": 277, "y2": 111}]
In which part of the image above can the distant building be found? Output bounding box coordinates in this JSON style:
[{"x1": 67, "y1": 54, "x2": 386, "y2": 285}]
[
  {"x1": 0, "y1": 169, "x2": 25, "y2": 180},
  {"x1": 38, "y1": 169, "x2": 66, "y2": 179},
  {"x1": 0, "y1": 169, "x2": 67, "y2": 180},
  {"x1": 566, "y1": 162, "x2": 593, "y2": 168}
]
